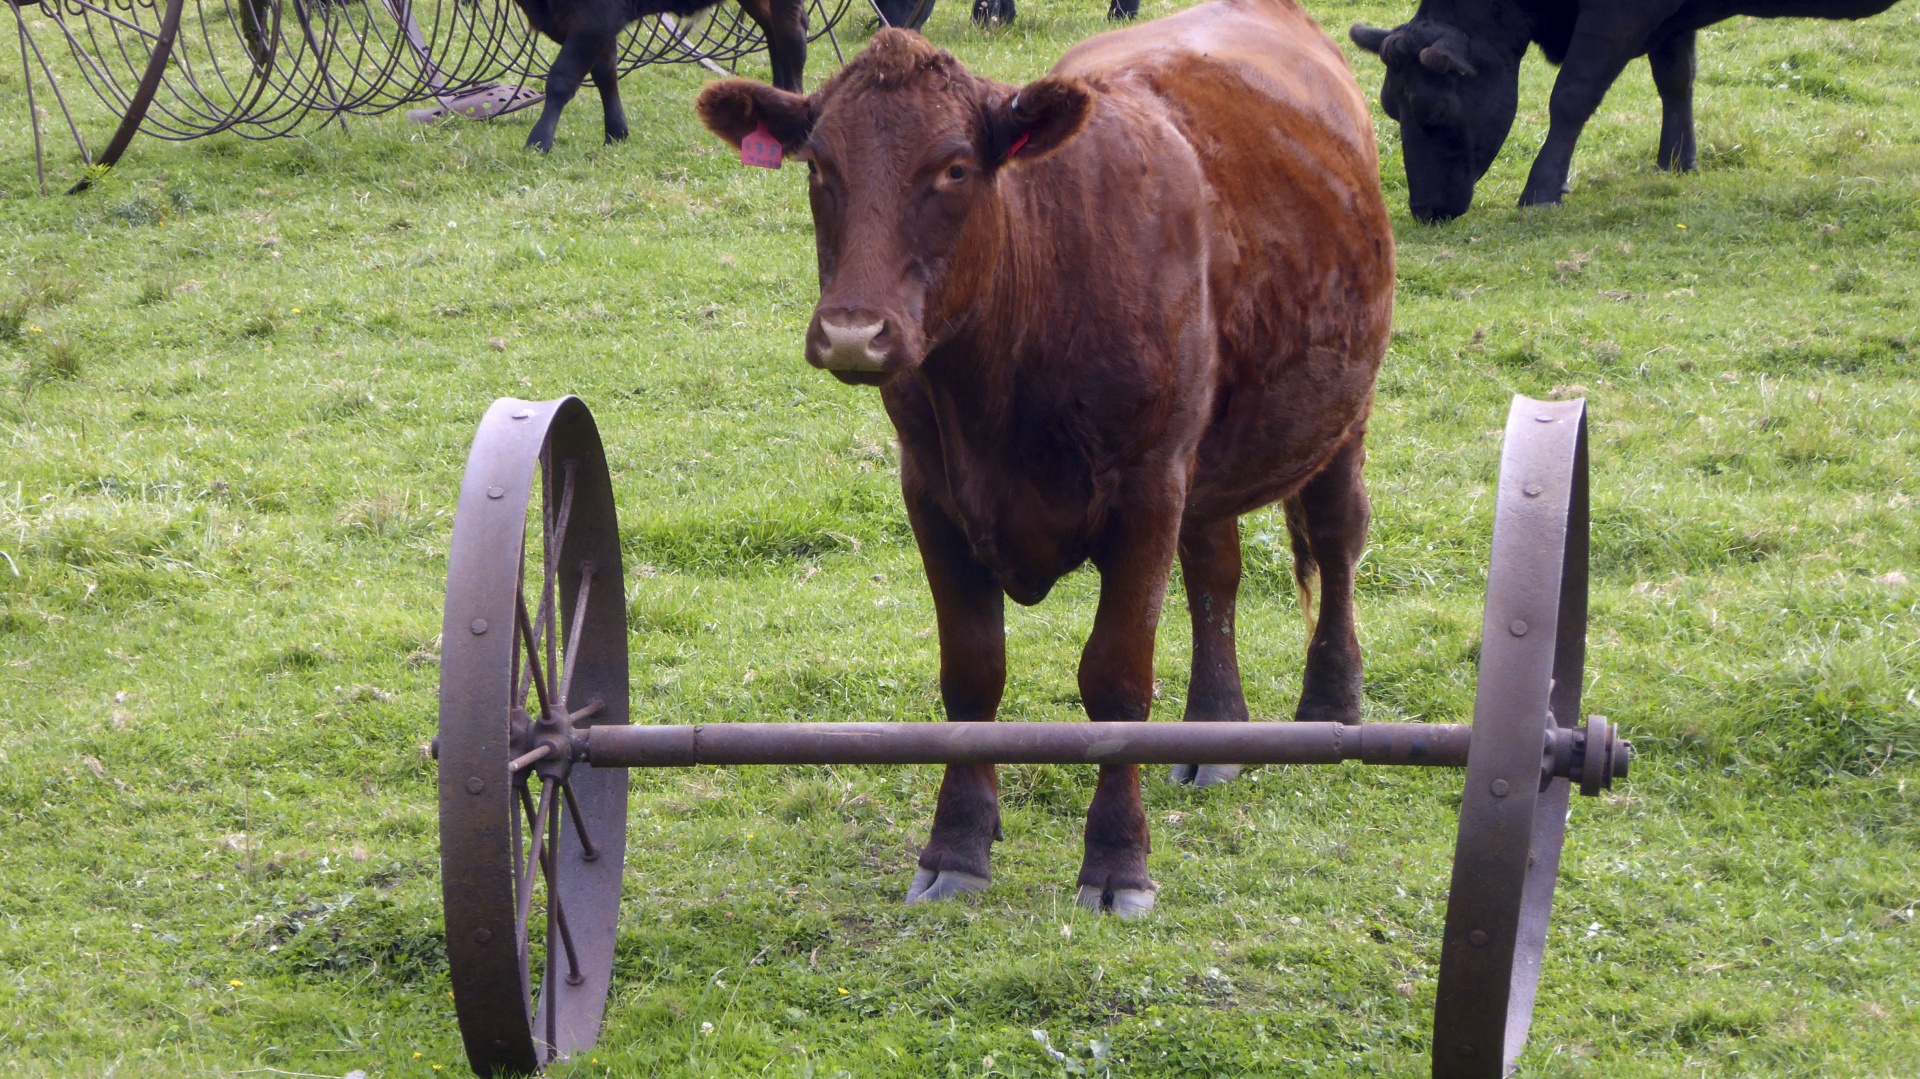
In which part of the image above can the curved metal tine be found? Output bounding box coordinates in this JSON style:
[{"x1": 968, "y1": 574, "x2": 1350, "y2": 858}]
[
  {"x1": 42, "y1": 5, "x2": 138, "y2": 115},
  {"x1": 817, "y1": 0, "x2": 843, "y2": 65},
  {"x1": 21, "y1": 20, "x2": 97, "y2": 164},
  {"x1": 515, "y1": 778, "x2": 556, "y2": 952},
  {"x1": 15, "y1": 8, "x2": 52, "y2": 194},
  {"x1": 557, "y1": 563, "x2": 595, "y2": 710}
]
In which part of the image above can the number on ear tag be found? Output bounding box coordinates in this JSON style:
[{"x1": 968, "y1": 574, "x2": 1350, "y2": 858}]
[{"x1": 741, "y1": 121, "x2": 783, "y2": 169}]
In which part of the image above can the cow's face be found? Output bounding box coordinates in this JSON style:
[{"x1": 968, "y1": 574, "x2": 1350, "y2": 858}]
[
  {"x1": 697, "y1": 31, "x2": 1092, "y2": 385},
  {"x1": 1351, "y1": 20, "x2": 1516, "y2": 223}
]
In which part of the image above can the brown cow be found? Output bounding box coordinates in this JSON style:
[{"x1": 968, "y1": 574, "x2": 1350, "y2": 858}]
[{"x1": 698, "y1": 1, "x2": 1392, "y2": 916}]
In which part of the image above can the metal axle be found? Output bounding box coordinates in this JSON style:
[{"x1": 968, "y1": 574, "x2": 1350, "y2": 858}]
[{"x1": 582, "y1": 719, "x2": 1628, "y2": 790}]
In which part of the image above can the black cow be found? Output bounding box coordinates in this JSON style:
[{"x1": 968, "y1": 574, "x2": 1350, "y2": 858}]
[
  {"x1": 517, "y1": 0, "x2": 808, "y2": 151},
  {"x1": 1351, "y1": 0, "x2": 1908, "y2": 221}
]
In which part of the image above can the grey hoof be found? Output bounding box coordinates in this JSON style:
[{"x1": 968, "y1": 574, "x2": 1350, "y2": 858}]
[
  {"x1": 1075, "y1": 885, "x2": 1156, "y2": 918},
  {"x1": 905, "y1": 868, "x2": 989, "y2": 904},
  {"x1": 1168, "y1": 764, "x2": 1199, "y2": 785},
  {"x1": 1193, "y1": 764, "x2": 1243, "y2": 787}
]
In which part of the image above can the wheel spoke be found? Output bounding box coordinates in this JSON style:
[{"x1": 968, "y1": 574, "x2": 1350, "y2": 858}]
[
  {"x1": 508, "y1": 743, "x2": 553, "y2": 773},
  {"x1": 560, "y1": 779, "x2": 599, "y2": 863},
  {"x1": 515, "y1": 779, "x2": 555, "y2": 952},
  {"x1": 515, "y1": 591, "x2": 553, "y2": 721},
  {"x1": 557, "y1": 561, "x2": 595, "y2": 710},
  {"x1": 541, "y1": 459, "x2": 577, "y2": 723},
  {"x1": 543, "y1": 783, "x2": 562, "y2": 1057},
  {"x1": 540, "y1": 802, "x2": 586, "y2": 987}
]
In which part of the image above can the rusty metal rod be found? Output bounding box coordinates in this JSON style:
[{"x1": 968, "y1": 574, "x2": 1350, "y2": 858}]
[{"x1": 586, "y1": 721, "x2": 1474, "y2": 770}]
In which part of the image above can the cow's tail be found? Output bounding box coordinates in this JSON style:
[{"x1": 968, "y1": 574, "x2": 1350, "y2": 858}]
[{"x1": 1282, "y1": 498, "x2": 1318, "y2": 645}]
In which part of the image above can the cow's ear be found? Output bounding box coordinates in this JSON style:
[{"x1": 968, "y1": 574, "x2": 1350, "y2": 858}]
[
  {"x1": 1350, "y1": 24, "x2": 1392, "y2": 56},
  {"x1": 1419, "y1": 38, "x2": 1477, "y2": 77},
  {"x1": 988, "y1": 75, "x2": 1094, "y2": 168},
  {"x1": 696, "y1": 78, "x2": 813, "y2": 153}
]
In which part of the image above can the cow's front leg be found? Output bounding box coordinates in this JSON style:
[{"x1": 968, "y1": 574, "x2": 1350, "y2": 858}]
[
  {"x1": 1519, "y1": 31, "x2": 1635, "y2": 207},
  {"x1": 903, "y1": 497, "x2": 1006, "y2": 905},
  {"x1": 1649, "y1": 30, "x2": 1698, "y2": 172},
  {"x1": 1076, "y1": 492, "x2": 1182, "y2": 917},
  {"x1": 1169, "y1": 516, "x2": 1249, "y2": 788}
]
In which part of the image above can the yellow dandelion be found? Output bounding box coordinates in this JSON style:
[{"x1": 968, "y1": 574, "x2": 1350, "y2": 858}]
[
  {"x1": 837, "y1": 987, "x2": 849, "y2": 995},
  {"x1": 1676, "y1": 223, "x2": 1688, "y2": 230},
  {"x1": 432, "y1": 1066, "x2": 442, "y2": 1072},
  {"x1": 228, "y1": 979, "x2": 244, "y2": 987},
  {"x1": 413, "y1": 1052, "x2": 423, "y2": 1059}
]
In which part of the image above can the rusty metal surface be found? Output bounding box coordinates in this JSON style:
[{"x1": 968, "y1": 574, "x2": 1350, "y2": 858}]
[
  {"x1": 1431, "y1": 396, "x2": 1591, "y2": 1079},
  {"x1": 587, "y1": 720, "x2": 1475, "y2": 769},
  {"x1": 440, "y1": 396, "x2": 628, "y2": 1076}
]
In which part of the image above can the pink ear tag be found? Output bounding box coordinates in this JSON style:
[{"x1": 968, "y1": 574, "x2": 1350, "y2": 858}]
[{"x1": 740, "y1": 121, "x2": 783, "y2": 169}]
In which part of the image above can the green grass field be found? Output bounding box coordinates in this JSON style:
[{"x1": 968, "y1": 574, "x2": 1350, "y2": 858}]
[{"x1": 2, "y1": 0, "x2": 1918, "y2": 1075}]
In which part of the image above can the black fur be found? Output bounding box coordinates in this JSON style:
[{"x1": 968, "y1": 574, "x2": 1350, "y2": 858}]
[{"x1": 518, "y1": 0, "x2": 808, "y2": 151}]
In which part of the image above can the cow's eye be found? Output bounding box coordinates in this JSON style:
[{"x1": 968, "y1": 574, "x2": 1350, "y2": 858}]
[{"x1": 947, "y1": 165, "x2": 966, "y2": 181}]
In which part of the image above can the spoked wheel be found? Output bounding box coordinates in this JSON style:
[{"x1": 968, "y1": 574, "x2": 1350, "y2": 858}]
[
  {"x1": 1432, "y1": 395, "x2": 1610, "y2": 1078},
  {"x1": 439, "y1": 397, "x2": 629, "y2": 1076}
]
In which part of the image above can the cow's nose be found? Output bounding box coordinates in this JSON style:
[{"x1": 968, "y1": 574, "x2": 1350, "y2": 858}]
[{"x1": 810, "y1": 312, "x2": 890, "y2": 373}]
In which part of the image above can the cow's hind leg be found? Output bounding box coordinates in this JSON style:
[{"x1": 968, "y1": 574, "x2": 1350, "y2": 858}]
[
  {"x1": 1285, "y1": 432, "x2": 1369, "y2": 724},
  {"x1": 904, "y1": 498, "x2": 1006, "y2": 905},
  {"x1": 1169, "y1": 516, "x2": 1250, "y2": 788},
  {"x1": 1076, "y1": 489, "x2": 1181, "y2": 917},
  {"x1": 526, "y1": 29, "x2": 615, "y2": 152},
  {"x1": 1649, "y1": 30, "x2": 1698, "y2": 172},
  {"x1": 591, "y1": 46, "x2": 627, "y2": 145}
]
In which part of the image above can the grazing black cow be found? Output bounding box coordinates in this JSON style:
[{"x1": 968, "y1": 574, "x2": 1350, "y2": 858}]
[
  {"x1": 1351, "y1": 0, "x2": 1908, "y2": 221},
  {"x1": 517, "y1": 0, "x2": 808, "y2": 151}
]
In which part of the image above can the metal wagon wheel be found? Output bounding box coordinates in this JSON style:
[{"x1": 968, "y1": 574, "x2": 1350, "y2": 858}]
[
  {"x1": 439, "y1": 396, "x2": 630, "y2": 1076},
  {"x1": 1431, "y1": 395, "x2": 1608, "y2": 1078}
]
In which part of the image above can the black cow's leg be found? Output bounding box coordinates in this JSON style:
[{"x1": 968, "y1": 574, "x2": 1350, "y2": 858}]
[
  {"x1": 971, "y1": 0, "x2": 1014, "y2": 26},
  {"x1": 1106, "y1": 0, "x2": 1138, "y2": 19},
  {"x1": 1518, "y1": 31, "x2": 1635, "y2": 207},
  {"x1": 1286, "y1": 433, "x2": 1368, "y2": 725},
  {"x1": 1170, "y1": 516, "x2": 1250, "y2": 788},
  {"x1": 591, "y1": 45, "x2": 628, "y2": 146},
  {"x1": 1649, "y1": 30, "x2": 1698, "y2": 172},
  {"x1": 526, "y1": 30, "x2": 614, "y2": 153},
  {"x1": 902, "y1": 491, "x2": 1006, "y2": 905},
  {"x1": 1075, "y1": 479, "x2": 1183, "y2": 917},
  {"x1": 738, "y1": 0, "x2": 808, "y2": 93}
]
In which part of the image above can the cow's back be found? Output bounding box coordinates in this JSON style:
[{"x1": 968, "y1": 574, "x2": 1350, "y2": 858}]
[{"x1": 1058, "y1": 0, "x2": 1395, "y2": 520}]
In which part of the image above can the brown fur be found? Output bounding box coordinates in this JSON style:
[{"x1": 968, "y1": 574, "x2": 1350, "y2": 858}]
[{"x1": 698, "y1": 1, "x2": 1393, "y2": 906}]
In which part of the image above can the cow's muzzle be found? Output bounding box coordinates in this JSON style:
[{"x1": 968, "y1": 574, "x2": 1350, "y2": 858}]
[{"x1": 805, "y1": 307, "x2": 914, "y2": 386}]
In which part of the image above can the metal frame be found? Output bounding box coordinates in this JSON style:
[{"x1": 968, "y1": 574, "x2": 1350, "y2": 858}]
[
  {"x1": 436, "y1": 393, "x2": 1628, "y2": 1077},
  {"x1": 8, "y1": 0, "x2": 852, "y2": 192}
]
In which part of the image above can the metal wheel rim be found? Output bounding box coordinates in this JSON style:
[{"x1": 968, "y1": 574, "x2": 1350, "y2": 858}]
[
  {"x1": 440, "y1": 396, "x2": 629, "y2": 1076},
  {"x1": 1432, "y1": 395, "x2": 1588, "y2": 1078}
]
